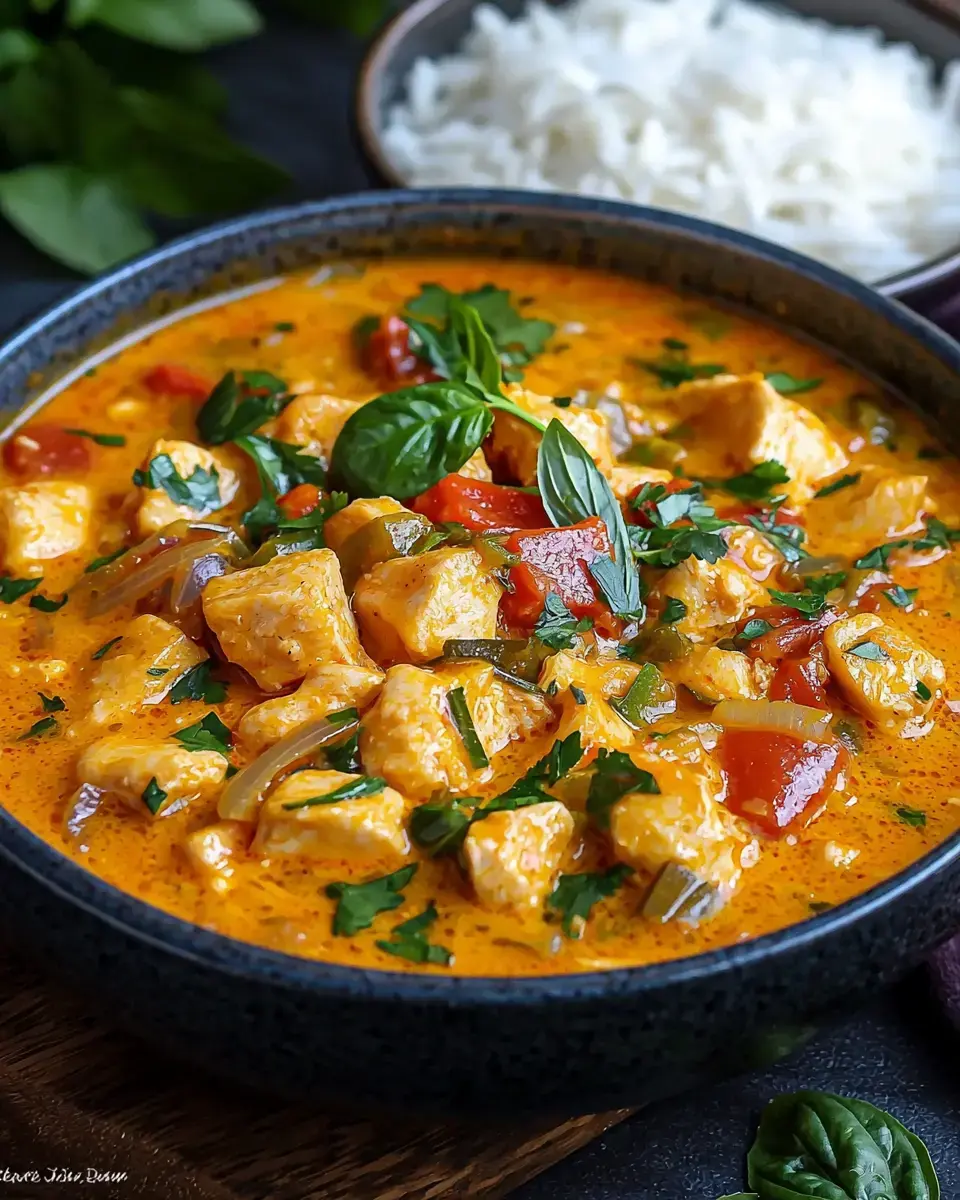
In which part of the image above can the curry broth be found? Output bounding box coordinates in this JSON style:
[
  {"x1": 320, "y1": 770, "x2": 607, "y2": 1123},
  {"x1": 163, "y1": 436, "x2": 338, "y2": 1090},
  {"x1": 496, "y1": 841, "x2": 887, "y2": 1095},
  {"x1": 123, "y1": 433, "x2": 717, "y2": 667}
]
[{"x1": 2, "y1": 258, "x2": 959, "y2": 976}]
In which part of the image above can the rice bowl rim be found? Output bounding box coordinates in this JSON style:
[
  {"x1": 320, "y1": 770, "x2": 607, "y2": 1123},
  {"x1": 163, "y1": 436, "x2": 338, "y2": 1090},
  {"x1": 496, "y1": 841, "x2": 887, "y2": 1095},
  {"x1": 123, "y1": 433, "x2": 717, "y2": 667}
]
[{"x1": 355, "y1": 0, "x2": 960, "y2": 299}]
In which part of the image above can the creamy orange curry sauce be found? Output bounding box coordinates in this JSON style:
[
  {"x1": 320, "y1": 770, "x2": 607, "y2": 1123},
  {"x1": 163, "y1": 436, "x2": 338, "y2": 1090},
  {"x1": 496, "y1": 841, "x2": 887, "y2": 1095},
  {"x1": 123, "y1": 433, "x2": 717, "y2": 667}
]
[{"x1": 2, "y1": 258, "x2": 959, "y2": 976}]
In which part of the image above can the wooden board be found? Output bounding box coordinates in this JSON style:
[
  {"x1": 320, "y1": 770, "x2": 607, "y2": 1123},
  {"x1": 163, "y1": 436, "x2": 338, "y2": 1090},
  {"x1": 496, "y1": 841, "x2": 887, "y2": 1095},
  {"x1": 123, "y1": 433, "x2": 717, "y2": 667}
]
[{"x1": 0, "y1": 953, "x2": 631, "y2": 1200}]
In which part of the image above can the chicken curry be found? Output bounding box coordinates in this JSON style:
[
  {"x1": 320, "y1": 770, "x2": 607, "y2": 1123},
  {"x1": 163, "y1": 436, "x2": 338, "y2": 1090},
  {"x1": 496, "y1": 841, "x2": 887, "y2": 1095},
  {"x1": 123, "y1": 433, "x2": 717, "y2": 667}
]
[{"x1": 1, "y1": 258, "x2": 959, "y2": 976}]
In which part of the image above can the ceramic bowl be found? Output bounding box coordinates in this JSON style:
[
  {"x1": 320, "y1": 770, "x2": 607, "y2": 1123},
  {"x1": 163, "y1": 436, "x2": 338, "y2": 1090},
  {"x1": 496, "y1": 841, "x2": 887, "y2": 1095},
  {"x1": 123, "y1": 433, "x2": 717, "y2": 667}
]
[
  {"x1": 355, "y1": 0, "x2": 960, "y2": 309},
  {"x1": 1, "y1": 190, "x2": 960, "y2": 1117}
]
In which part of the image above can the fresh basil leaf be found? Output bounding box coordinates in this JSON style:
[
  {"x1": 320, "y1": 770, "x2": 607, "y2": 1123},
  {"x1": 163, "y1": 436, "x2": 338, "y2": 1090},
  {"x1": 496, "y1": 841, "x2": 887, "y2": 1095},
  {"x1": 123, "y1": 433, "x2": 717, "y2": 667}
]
[
  {"x1": 764, "y1": 372, "x2": 823, "y2": 395},
  {"x1": 141, "y1": 776, "x2": 167, "y2": 815},
  {"x1": 589, "y1": 554, "x2": 646, "y2": 621},
  {"x1": 281, "y1": 775, "x2": 385, "y2": 810},
  {"x1": 746, "y1": 509, "x2": 808, "y2": 563},
  {"x1": 0, "y1": 164, "x2": 153, "y2": 274},
  {"x1": 172, "y1": 711, "x2": 231, "y2": 755},
  {"x1": 533, "y1": 731, "x2": 583, "y2": 787},
  {"x1": 896, "y1": 806, "x2": 927, "y2": 828},
  {"x1": 326, "y1": 863, "x2": 418, "y2": 936},
  {"x1": 910, "y1": 516, "x2": 960, "y2": 553},
  {"x1": 0, "y1": 575, "x2": 40, "y2": 603},
  {"x1": 634, "y1": 341, "x2": 726, "y2": 389},
  {"x1": 234, "y1": 434, "x2": 324, "y2": 495},
  {"x1": 630, "y1": 524, "x2": 729, "y2": 569},
  {"x1": 322, "y1": 726, "x2": 362, "y2": 774},
  {"x1": 85, "y1": 546, "x2": 127, "y2": 572},
  {"x1": 586, "y1": 748, "x2": 660, "y2": 828},
  {"x1": 64, "y1": 427, "x2": 125, "y2": 446},
  {"x1": 533, "y1": 591, "x2": 592, "y2": 650},
  {"x1": 133, "y1": 453, "x2": 221, "y2": 512},
  {"x1": 18, "y1": 714, "x2": 58, "y2": 739},
  {"x1": 409, "y1": 796, "x2": 476, "y2": 857},
  {"x1": 234, "y1": 434, "x2": 327, "y2": 542},
  {"x1": 847, "y1": 640, "x2": 889, "y2": 661},
  {"x1": 407, "y1": 294, "x2": 504, "y2": 395},
  {"x1": 0, "y1": 29, "x2": 41, "y2": 70},
  {"x1": 196, "y1": 370, "x2": 288, "y2": 444},
  {"x1": 168, "y1": 661, "x2": 227, "y2": 705},
  {"x1": 376, "y1": 901, "x2": 453, "y2": 966},
  {"x1": 446, "y1": 685, "x2": 489, "y2": 769},
  {"x1": 713, "y1": 459, "x2": 789, "y2": 502},
  {"x1": 661, "y1": 596, "x2": 686, "y2": 624},
  {"x1": 884, "y1": 586, "x2": 918, "y2": 610},
  {"x1": 915, "y1": 680, "x2": 932, "y2": 702},
  {"x1": 329, "y1": 381, "x2": 494, "y2": 500},
  {"x1": 38, "y1": 692, "x2": 65, "y2": 712},
  {"x1": 747, "y1": 1090, "x2": 940, "y2": 1200},
  {"x1": 537, "y1": 418, "x2": 642, "y2": 617},
  {"x1": 736, "y1": 618, "x2": 774, "y2": 645},
  {"x1": 814, "y1": 472, "x2": 861, "y2": 498},
  {"x1": 768, "y1": 588, "x2": 827, "y2": 618},
  {"x1": 807, "y1": 572, "x2": 847, "y2": 595},
  {"x1": 29, "y1": 591, "x2": 68, "y2": 612},
  {"x1": 90, "y1": 635, "x2": 122, "y2": 660},
  {"x1": 69, "y1": 0, "x2": 262, "y2": 52},
  {"x1": 546, "y1": 864, "x2": 634, "y2": 937}
]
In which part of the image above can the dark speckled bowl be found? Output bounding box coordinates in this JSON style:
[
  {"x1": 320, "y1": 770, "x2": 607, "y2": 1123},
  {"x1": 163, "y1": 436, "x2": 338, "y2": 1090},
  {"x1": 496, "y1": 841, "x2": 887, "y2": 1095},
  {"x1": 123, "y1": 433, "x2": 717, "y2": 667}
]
[{"x1": 1, "y1": 191, "x2": 960, "y2": 1117}]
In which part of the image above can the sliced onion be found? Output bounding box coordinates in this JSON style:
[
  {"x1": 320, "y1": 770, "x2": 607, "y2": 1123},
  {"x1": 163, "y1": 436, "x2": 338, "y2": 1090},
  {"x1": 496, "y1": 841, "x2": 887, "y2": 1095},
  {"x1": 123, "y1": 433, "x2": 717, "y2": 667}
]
[
  {"x1": 946, "y1": 699, "x2": 960, "y2": 716},
  {"x1": 842, "y1": 568, "x2": 892, "y2": 606},
  {"x1": 218, "y1": 712, "x2": 361, "y2": 823},
  {"x1": 713, "y1": 699, "x2": 834, "y2": 743},
  {"x1": 62, "y1": 784, "x2": 103, "y2": 841}
]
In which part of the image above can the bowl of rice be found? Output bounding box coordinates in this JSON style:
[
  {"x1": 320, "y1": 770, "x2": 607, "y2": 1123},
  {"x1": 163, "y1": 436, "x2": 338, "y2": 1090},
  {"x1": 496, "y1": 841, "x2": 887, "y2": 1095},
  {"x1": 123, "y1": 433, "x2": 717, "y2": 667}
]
[{"x1": 357, "y1": 0, "x2": 960, "y2": 302}]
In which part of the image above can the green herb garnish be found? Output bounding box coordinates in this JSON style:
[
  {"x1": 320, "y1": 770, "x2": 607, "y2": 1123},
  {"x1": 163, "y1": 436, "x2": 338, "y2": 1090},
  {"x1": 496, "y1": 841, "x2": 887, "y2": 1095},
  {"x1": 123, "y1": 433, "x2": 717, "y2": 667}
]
[
  {"x1": 884, "y1": 585, "x2": 918, "y2": 610},
  {"x1": 18, "y1": 715, "x2": 58, "y2": 739},
  {"x1": 634, "y1": 340, "x2": 726, "y2": 389},
  {"x1": 768, "y1": 588, "x2": 828, "y2": 618},
  {"x1": 712, "y1": 459, "x2": 789, "y2": 502},
  {"x1": 38, "y1": 692, "x2": 64, "y2": 713},
  {"x1": 91, "y1": 635, "x2": 122, "y2": 660},
  {"x1": 281, "y1": 775, "x2": 386, "y2": 810},
  {"x1": 735, "y1": 617, "x2": 774, "y2": 646},
  {"x1": 533, "y1": 592, "x2": 592, "y2": 650},
  {"x1": 141, "y1": 777, "x2": 168, "y2": 816},
  {"x1": 29, "y1": 592, "x2": 68, "y2": 612},
  {"x1": 133, "y1": 454, "x2": 221, "y2": 512},
  {"x1": 895, "y1": 806, "x2": 926, "y2": 827},
  {"x1": 586, "y1": 748, "x2": 660, "y2": 828},
  {"x1": 915, "y1": 680, "x2": 932, "y2": 702},
  {"x1": 446, "y1": 686, "x2": 489, "y2": 769},
  {"x1": 546, "y1": 865, "x2": 634, "y2": 937},
  {"x1": 173, "y1": 712, "x2": 232, "y2": 756},
  {"x1": 846, "y1": 640, "x2": 889, "y2": 661},
  {"x1": 765, "y1": 372, "x2": 823, "y2": 395},
  {"x1": 376, "y1": 902, "x2": 453, "y2": 966},
  {"x1": 0, "y1": 576, "x2": 40, "y2": 603},
  {"x1": 814, "y1": 472, "x2": 861, "y2": 498},
  {"x1": 660, "y1": 596, "x2": 687, "y2": 625},
  {"x1": 65, "y1": 428, "x2": 126, "y2": 446},
  {"x1": 168, "y1": 662, "x2": 227, "y2": 705},
  {"x1": 196, "y1": 370, "x2": 289, "y2": 444},
  {"x1": 326, "y1": 864, "x2": 418, "y2": 936},
  {"x1": 85, "y1": 547, "x2": 126, "y2": 573}
]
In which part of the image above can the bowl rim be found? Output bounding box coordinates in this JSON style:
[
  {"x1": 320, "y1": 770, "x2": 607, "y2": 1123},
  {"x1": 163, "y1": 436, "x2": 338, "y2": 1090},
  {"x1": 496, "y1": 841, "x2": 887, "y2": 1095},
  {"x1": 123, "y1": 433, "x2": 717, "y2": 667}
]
[
  {"x1": 3, "y1": 187, "x2": 960, "y2": 1004},
  {"x1": 353, "y1": 0, "x2": 960, "y2": 300}
]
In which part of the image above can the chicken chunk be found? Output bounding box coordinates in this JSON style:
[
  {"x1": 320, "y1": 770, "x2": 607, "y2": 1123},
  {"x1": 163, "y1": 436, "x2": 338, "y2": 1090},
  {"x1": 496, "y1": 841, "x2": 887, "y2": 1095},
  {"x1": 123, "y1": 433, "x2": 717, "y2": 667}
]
[
  {"x1": 609, "y1": 750, "x2": 756, "y2": 894},
  {"x1": 0, "y1": 481, "x2": 92, "y2": 574},
  {"x1": 458, "y1": 448, "x2": 493, "y2": 481},
  {"x1": 487, "y1": 386, "x2": 615, "y2": 485},
  {"x1": 463, "y1": 801, "x2": 574, "y2": 911},
  {"x1": 78, "y1": 735, "x2": 227, "y2": 817},
  {"x1": 254, "y1": 769, "x2": 408, "y2": 861},
  {"x1": 238, "y1": 663, "x2": 384, "y2": 752},
  {"x1": 829, "y1": 471, "x2": 933, "y2": 551},
  {"x1": 723, "y1": 525, "x2": 784, "y2": 582},
  {"x1": 823, "y1": 613, "x2": 944, "y2": 737},
  {"x1": 674, "y1": 374, "x2": 848, "y2": 505},
  {"x1": 353, "y1": 547, "x2": 501, "y2": 666},
  {"x1": 136, "y1": 439, "x2": 239, "y2": 536},
  {"x1": 539, "y1": 652, "x2": 643, "y2": 754},
  {"x1": 85, "y1": 614, "x2": 207, "y2": 728},
  {"x1": 654, "y1": 556, "x2": 769, "y2": 638},
  {"x1": 361, "y1": 661, "x2": 553, "y2": 798},
  {"x1": 324, "y1": 496, "x2": 410, "y2": 556},
  {"x1": 272, "y1": 392, "x2": 363, "y2": 464},
  {"x1": 183, "y1": 821, "x2": 250, "y2": 894},
  {"x1": 202, "y1": 550, "x2": 367, "y2": 692},
  {"x1": 671, "y1": 647, "x2": 774, "y2": 704},
  {"x1": 608, "y1": 464, "x2": 674, "y2": 503}
]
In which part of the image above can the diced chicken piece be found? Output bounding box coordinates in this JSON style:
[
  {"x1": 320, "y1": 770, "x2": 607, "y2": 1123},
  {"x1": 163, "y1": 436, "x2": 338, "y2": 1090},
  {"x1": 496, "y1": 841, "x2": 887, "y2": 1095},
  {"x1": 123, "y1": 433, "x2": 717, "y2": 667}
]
[
  {"x1": 0, "y1": 481, "x2": 92, "y2": 574},
  {"x1": 78, "y1": 735, "x2": 227, "y2": 817},
  {"x1": 254, "y1": 769, "x2": 408, "y2": 861},
  {"x1": 671, "y1": 647, "x2": 774, "y2": 704},
  {"x1": 272, "y1": 392, "x2": 363, "y2": 464},
  {"x1": 458, "y1": 448, "x2": 493, "y2": 481},
  {"x1": 136, "y1": 439, "x2": 239, "y2": 536},
  {"x1": 463, "y1": 801, "x2": 574, "y2": 911},
  {"x1": 183, "y1": 821, "x2": 250, "y2": 894},
  {"x1": 353, "y1": 547, "x2": 501, "y2": 666},
  {"x1": 203, "y1": 550, "x2": 367, "y2": 692},
  {"x1": 238, "y1": 663, "x2": 384, "y2": 752},
  {"x1": 608, "y1": 464, "x2": 674, "y2": 502},
  {"x1": 823, "y1": 613, "x2": 945, "y2": 737},
  {"x1": 324, "y1": 496, "x2": 409, "y2": 555},
  {"x1": 723, "y1": 525, "x2": 784, "y2": 582},
  {"x1": 829, "y1": 471, "x2": 933, "y2": 551},
  {"x1": 86, "y1": 614, "x2": 207, "y2": 728},
  {"x1": 674, "y1": 374, "x2": 848, "y2": 504},
  {"x1": 361, "y1": 661, "x2": 553, "y2": 798},
  {"x1": 654, "y1": 556, "x2": 769, "y2": 639},
  {"x1": 538, "y1": 651, "x2": 643, "y2": 753},
  {"x1": 487, "y1": 386, "x2": 615, "y2": 485},
  {"x1": 610, "y1": 750, "x2": 756, "y2": 894}
]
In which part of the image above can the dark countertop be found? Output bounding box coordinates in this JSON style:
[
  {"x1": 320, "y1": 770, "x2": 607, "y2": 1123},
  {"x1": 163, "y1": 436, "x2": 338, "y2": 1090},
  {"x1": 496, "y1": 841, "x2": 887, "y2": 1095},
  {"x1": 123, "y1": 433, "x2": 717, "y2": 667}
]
[{"x1": 0, "y1": 14, "x2": 957, "y2": 1196}]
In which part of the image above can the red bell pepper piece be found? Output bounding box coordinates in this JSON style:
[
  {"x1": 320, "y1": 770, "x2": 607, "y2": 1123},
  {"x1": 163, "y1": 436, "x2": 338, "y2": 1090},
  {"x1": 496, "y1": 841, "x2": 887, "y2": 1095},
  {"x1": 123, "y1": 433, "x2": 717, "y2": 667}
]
[
  {"x1": 412, "y1": 474, "x2": 549, "y2": 532},
  {"x1": 720, "y1": 729, "x2": 848, "y2": 837},
  {"x1": 738, "y1": 605, "x2": 839, "y2": 663},
  {"x1": 769, "y1": 653, "x2": 830, "y2": 709},
  {"x1": 361, "y1": 316, "x2": 438, "y2": 388},
  {"x1": 277, "y1": 483, "x2": 321, "y2": 520},
  {"x1": 143, "y1": 363, "x2": 212, "y2": 400},
  {"x1": 3, "y1": 425, "x2": 91, "y2": 477},
  {"x1": 500, "y1": 517, "x2": 612, "y2": 629}
]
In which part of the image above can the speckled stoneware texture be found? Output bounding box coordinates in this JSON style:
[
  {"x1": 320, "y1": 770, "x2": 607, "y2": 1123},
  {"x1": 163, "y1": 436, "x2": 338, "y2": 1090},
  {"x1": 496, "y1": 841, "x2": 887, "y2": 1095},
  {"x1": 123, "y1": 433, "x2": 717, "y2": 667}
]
[{"x1": 2, "y1": 191, "x2": 960, "y2": 1117}]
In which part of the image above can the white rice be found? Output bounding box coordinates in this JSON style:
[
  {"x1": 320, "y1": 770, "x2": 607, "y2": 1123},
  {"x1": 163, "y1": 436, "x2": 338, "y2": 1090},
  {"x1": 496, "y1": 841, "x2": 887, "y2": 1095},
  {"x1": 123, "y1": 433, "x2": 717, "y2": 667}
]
[{"x1": 381, "y1": 0, "x2": 960, "y2": 282}]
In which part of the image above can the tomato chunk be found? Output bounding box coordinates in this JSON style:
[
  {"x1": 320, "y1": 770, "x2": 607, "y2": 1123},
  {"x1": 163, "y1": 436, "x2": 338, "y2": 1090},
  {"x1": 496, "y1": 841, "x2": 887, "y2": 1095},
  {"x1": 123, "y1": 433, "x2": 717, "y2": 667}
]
[
  {"x1": 362, "y1": 316, "x2": 437, "y2": 388},
  {"x1": 412, "y1": 474, "x2": 548, "y2": 532},
  {"x1": 739, "y1": 605, "x2": 839, "y2": 663},
  {"x1": 143, "y1": 363, "x2": 212, "y2": 399},
  {"x1": 770, "y1": 654, "x2": 829, "y2": 709},
  {"x1": 720, "y1": 730, "x2": 848, "y2": 837},
  {"x1": 500, "y1": 517, "x2": 611, "y2": 629},
  {"x1": 278, "y1": 483, "x2": 321, "y2": 520},
  {"x1": 3, "y1": 425, "x2": 91, "y2": 477}
]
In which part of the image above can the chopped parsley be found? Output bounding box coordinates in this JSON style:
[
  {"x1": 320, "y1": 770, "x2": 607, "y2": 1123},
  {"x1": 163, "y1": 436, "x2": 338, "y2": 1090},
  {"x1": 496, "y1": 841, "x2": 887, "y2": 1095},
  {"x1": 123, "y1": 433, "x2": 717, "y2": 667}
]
[
  {"x1": 883, "y1": 585, "x2": 918, "y2": 610},
  {"x1": 446, "y1": 686, "x2": 489, "y2": 769},
  {"x1": 18, "y1": 715, "x2": 58, "y2": 739},
  {"x1": 546, "y1": 865, "x2": 634, "y2": 937},
  {"x1": 146, "y1": 667, "x2": 169, "y2": 677},
  {"x1": 856, "y1": 517, "x2": 960, "y2": 569},
  {"x1": 85, "y1": 547, "x2": 127, "y2": 573},
  {"x1": 172, "y1": 712, "x2": 232, "y2": 756},
  {"x1": 91, "y1": 635, "x2": 122, "y2": 661},
  {"x1": 711, "y1": 459, "x2": 789, "y2": 502},
  {"x1": 141, "y1": 777, "x2": 168, "y2": 816},
  {"x1": 38, "y1": 692, "x2": 64, "y2": 713},
  {"x1": 628, "y1": 483, "x2": 731, "y2": 569},
  {"x1": 281, "y1": 775, "x2": 386, "y2": 810},
  {"x1": 133, "y1": 454, "x2": 221, "y2": 512},
  {"x1": 660, "y1": 596, "x2": 687, "y2": 625},
  {"x1": 586, "y1": 748, "x2": 660, "y2": 829},
  {"x1": 273, "y1": 321, "x2": 296, "y2": 332},
  {"x1": 768, "y1": 588, "x2": 828, "y2": 618},
  {"x1": 847, "y1": 640, "x2": 889, "y2": 661},
  {"x1": 814, "y1": 472, "x2": 861, "y2": 498},
  {"x1": 916, "y1": 680, "x2": 932, "y2": 702},
  {"x1": 64, "y1": 428, "x2": 126, "y2": 446},
  {"x1": 29, "y1": 592, "x2": 68, "y2": 612},
  {"x1": 326, "y1": 864, "x2": 418, "y2": 936},
  {"x1": 746, "y1": 504, "x2": 808, "y2": 563},
  {"x1": 895, "y1": 806, "x2": 926, "y2": 828},
  {"x1": 765, "y1": 372, "x2": 823, "y2": 395},
  {"x1": 376, "y1": 902, "x2": 453, "y2": 966},
  {"x1": 633, "y1": 340, "x2": 726, "y2": 389},
  {"x1": 735, "y1": 617, "x2": 774, "y2": 646},
  {"x1": 533, "y1": 592, "x2": 593, "y2": 650},
  {"x1": 196, "y1": 369, "x2": 290, "y2": 444},
  {"x1": 168, "y1": 662, "x2": 228, "y2": 705},
  {"x1": 0, "y1": 576, "x2": 40, "y2": 603}
]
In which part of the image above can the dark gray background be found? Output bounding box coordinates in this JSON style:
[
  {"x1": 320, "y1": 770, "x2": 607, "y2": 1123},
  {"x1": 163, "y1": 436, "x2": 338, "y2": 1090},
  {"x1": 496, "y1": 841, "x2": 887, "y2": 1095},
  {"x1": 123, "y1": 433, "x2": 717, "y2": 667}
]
[{"x1": 0, "y1": 14, "x2": 957, "y2": 1196}]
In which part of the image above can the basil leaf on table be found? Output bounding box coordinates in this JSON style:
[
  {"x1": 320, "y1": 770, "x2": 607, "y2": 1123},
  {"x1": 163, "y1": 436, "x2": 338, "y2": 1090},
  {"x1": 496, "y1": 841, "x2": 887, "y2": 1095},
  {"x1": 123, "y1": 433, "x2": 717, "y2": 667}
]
[
  {"x1": 67, "y1": 0, "x2": 263, "y2": 53},
  {"x1": 747, "y1": 1090, "x2": 940, "y2": 1199},
  {"x1": 537, "y1": 418, "x2": 643, "y2": 618}
]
